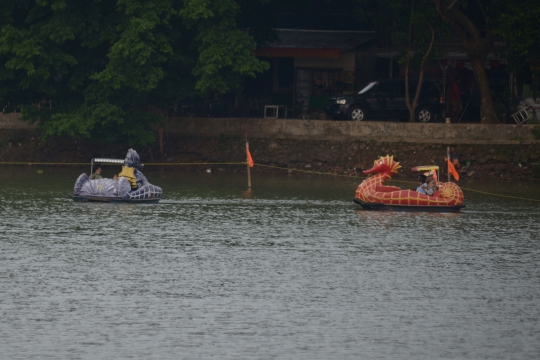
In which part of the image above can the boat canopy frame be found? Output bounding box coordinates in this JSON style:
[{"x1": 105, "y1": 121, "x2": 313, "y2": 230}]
[
  {"x1": 90, "y1": 158, "x2": 124, "y2": 175},
  {"x1": 411, "y1": 165, "x2": 439, "y2": 172},
  {"x1": 411, "y1": 165, "x2": 440, "y2": 186}
]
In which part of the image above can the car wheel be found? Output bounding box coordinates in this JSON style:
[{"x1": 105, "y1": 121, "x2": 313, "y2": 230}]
[
  {"x1": 416, "y1": 106, "x2": 433, "y2": 123},
  {"x1": 348, "y1": 106, "x2": 366, "y2": 121}
]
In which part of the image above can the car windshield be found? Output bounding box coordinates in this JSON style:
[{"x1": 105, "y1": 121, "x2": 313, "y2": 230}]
[{"x1": 358, "y1": 81, "x2": 378, "y2": 94}]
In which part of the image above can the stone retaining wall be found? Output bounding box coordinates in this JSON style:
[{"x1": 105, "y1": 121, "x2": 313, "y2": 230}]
[
  {"x1": 1, "y1": 129, "x2": 539, "y2": 179},
  {"x1": 166, "y1": 117, "x2": 539, "y2": 144}
]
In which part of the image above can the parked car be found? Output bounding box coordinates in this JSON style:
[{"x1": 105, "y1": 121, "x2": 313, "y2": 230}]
[{"x1": 324, "y1": 79, "x2": 445, "y2": 122}]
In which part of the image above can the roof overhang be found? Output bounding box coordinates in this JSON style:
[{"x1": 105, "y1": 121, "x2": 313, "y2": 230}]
[
  {"x1": 372, "y1": 41, "x2": 507, "y2": 62},
  {"x1": 255, "y1": 29, "x2": 376, "y2": 59},
  {"x1": 255, "y1": 47, "x2": 342, "y2": 58}
]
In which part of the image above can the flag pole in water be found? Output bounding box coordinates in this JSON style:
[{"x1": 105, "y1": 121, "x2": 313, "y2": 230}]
[
  {"x1": 245, "y1": 120, "x2": 254, "y2": 190},
  {"x1": 246, "y1": 141, "x2": 254, "y2": 188},
  {"x1": 447, "y1": 146, "x2": 460, "y2": 182}
]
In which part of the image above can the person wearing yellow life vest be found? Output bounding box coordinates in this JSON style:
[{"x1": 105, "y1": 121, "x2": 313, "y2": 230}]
[{"x1": 117, "y1": 166, "x2": 138, "y2": 189}]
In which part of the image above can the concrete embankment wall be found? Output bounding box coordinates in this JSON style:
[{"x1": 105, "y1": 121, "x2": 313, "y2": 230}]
[
  {"x1": 166, "y1": 117, "x2": 539, "y2": 145},
  {"x1": 2, "y1": 113, "x2": 538, "y2": 144}
]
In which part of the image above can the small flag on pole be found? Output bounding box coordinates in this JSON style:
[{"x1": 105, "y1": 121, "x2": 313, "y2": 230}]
[
  {"x1": 246, "y1": 143, "x2": 254, "y2": 168},
  {"x1": 448, "y1": 159, "x2": 459, "y2": 181}
]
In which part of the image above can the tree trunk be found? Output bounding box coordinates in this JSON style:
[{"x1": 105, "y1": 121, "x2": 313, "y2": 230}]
[
  {"x1": 409, "y1": 70, "x2": 425, "y2": 122},
  {"x1": 408, "y1": 32, "x2": 434, "y2": 123},
  {"x1": 405, "y1": 12, "x2": 435, "y2": 122},
  {"x1": 405, "y1": 0, "x2": 415, "y2": 122},
  {"x1": 469, "y1": 56, "x2": 498, "y2": 124},
  {"x1": 405, "y1": 23, "x2": 413, "y2": 120}
]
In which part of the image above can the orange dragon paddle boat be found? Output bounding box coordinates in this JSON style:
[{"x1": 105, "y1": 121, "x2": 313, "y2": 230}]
[{"x1": 354, "y1": 155, "x2": 465, "y2": 212}]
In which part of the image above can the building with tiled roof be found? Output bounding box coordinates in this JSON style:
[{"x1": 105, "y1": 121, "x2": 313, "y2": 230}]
[{"x1": 248, "y1": 29, "x2": 377, "y2": 115}]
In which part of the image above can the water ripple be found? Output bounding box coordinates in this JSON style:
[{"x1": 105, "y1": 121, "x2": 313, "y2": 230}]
[{"x1": 1, "y1": 169, "x2": 539, "y2": 359}]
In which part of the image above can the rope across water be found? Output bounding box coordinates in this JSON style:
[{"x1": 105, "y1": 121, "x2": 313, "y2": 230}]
[{"x1": 1, "y1": 161, "x2": 539, "y2": 202}]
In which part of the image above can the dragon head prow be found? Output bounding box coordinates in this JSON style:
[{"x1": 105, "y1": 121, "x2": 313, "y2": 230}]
[
  {"x1": 363, "y1": 155, "x2": 401, "y2": 177},
  {"x1": 124, "y1": 148, "x2": 144, "y2": 169}
]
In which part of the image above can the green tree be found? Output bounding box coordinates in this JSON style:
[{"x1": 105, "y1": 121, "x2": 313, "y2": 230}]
[
  {"x1": 398, "y1": 0, "x2": 445, "y2": 122},
  {"x1": 0, "y1": 0, "x2": 269, "y2": 145},
  {"x1": 355, "y1": 0, "x2": 447, "y2": 122},
  {"x1": 433, "y1": 0, "x2": 499, "y2": 124},
  {"x1": 494, "y1": 0, "x2": 540, "y2": 70},
  {"x1": 357, "y1": 0, "x2": 534, "y2": 124}
]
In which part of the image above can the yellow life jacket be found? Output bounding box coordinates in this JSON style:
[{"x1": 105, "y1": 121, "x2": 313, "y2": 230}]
[{"x1": 118, "y1": 166, "x2": 137, "y2": 189}]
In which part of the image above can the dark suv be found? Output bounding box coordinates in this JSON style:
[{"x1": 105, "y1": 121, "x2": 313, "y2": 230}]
[{"x1": 324, "y1": 79, "x2": 444, "y2": 122}]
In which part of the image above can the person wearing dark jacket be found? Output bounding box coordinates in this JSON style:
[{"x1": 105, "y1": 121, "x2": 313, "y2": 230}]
[
  {"x1": 89, "y1": 166, "x2": 103, "y2": 180},
  {"x1": 445, "y1": 145, "x2": 461, "y2": 169}
]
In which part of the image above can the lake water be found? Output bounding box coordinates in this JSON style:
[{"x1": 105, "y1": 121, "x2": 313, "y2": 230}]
[{"x1": 1, "y1": 167, "x2": 539, "y2": 359}]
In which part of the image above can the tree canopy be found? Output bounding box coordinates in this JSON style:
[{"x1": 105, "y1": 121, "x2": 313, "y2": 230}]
[
  {"x1": 356, "y1": 0, "x2": 540, "y2": 122},
  {"x1": 494, "y1": 0, "x2": 540, "y2": 70},
  {"x1": 0, "y1": 0, "x2": 270, "y2": 145},
  {"x1": 3, "y1": 0, "x2": 540, "y2": 138}
]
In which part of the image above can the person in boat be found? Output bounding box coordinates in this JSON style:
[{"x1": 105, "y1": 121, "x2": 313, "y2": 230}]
[
  {"x1": 89, "y1": 165, "x2": 103, "y2": 180},
  {"x1": 444, "y1": 145, "x2": 461, "y2": 169},
  {"x1": 425, "y1": 174, "x2": 437, "y2": 196},
  {"x1": 416, "y1": 174, "x2": 429, "y2": 195},
  {"x1": 118, "y1": 165, "x2": 138, "y2": 189}
]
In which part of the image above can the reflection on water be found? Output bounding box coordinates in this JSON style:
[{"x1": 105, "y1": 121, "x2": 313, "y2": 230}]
[{"x1": 1, "y1": 167, "x2": 539, "y2": 359}]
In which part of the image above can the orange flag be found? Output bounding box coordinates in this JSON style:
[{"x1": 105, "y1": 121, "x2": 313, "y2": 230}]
[
  {"x1": 246, "y1": 143, "x2": 254, "y2": 167},
  {"x1": 448, "y1": 159, "x2": 459, "y2": 181}
]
